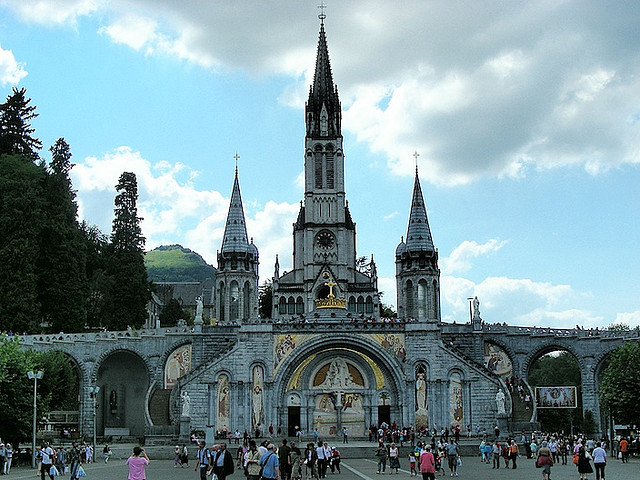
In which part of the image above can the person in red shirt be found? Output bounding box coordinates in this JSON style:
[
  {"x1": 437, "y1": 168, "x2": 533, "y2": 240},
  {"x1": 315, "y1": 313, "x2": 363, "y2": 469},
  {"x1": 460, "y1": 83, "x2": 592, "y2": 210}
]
[
  {"x1": 619, "y1": 437, "x2": 629, "y2": 463},
  {"x1": 419, "y1": 446, "x2": 436, "y2": 480}
]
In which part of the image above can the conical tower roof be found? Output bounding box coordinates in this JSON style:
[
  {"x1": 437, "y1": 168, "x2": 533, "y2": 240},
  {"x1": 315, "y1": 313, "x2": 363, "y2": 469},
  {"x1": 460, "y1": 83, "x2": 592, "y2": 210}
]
[
  {"x1": 405, "y1": 167, "x2": 435, "y2": 252},
  {"x1": 220, "y1": 166, "x2": 250, "y2": 254},
  {"x1": 306, "y1": 18, "x2": 341, "y2": 137}
]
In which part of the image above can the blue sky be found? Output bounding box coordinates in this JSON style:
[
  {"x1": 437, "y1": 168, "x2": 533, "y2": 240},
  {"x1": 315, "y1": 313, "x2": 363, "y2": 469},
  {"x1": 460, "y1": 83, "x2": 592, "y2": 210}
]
[{"x1": 0, "y1": 1, "x2": 638, "y2": 328}]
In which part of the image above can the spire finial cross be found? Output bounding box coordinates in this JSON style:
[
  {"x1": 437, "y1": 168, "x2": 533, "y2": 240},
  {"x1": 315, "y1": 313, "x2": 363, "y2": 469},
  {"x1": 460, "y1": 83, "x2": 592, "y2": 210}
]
[
  {"x1": 233, "y1": 152, "x2": 240, "y2": 170},
  {"x1": 413, "y1": 150, "x2": 420, "y2": 174},
  {"x1": 318, "y1": 1, "x2": 327, "y2": 22}
]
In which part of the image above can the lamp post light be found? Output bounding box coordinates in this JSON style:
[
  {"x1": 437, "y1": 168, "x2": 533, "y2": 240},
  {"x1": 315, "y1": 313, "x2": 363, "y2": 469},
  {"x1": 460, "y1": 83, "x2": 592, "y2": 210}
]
[
  {"x1": 89, "y1": 383, "x2": 100, "y2": 462},
  {"x1": 27, "y1": 370, "x2": 44, "y2": 468},
  {"x1": 467, "y1": 297, "x2": 474, "y2": 323}
]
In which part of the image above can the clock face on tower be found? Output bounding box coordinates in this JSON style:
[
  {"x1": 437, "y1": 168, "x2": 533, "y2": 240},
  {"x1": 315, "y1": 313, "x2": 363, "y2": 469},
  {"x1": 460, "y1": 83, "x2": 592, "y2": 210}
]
[{"x1": 316, "y1": 230, "x2": 335, "y2": 250}]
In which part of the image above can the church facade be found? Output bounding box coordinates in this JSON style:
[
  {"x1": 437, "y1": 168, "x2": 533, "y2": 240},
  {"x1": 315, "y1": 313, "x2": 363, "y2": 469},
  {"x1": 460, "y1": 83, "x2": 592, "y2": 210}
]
[
  {"x1": 20, "y1": 16, "x2": 636, "y2": 443},
  {"x1": 200, "y1": 17, "x2": 500, "y2": 438}
]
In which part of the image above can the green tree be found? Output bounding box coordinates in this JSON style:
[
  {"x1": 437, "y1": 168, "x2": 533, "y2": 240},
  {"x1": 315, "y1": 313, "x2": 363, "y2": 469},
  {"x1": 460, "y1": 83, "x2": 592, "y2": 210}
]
[
  {"x1": 81, "y1": 222, "x2": 109, "y2": 329},
  {"x1": 0, "y1": 87, "x2": 42, "y2": 161},
  {"x1": 102, "y1": 172, "x2": 150, "y2": 330},
  {"x1": 607, "y1": 323, "x2": 630, "y2": 332},
  {"x1": 0, "y1": 338, "x2": 46, "y2": 443},
  {"x1": 158, "y1": 298, "x2": 191, "y2": 327},
  {"x1": 258, "y1": 280, "x2": 273, "y2": 318},
  {"x1": 0, "y1": 155, "x2": 46, "y2": 333},
  {"x1": 36, "y1": 138, "x2": 88, "y2": 332},
  {"x1": 599, "y1": 340, "x2": 640, "y2": 427}
]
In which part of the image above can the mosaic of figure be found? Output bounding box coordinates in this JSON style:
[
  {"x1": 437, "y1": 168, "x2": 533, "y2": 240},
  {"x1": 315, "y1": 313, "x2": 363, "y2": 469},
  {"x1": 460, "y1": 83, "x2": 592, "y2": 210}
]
[
  {"x1": 415, "y1": 364, "x2": 429, "y2": 428},
  {"x1": 449, "y1": 372, "x2": 464, "y2": 424},
  {"x1": 251, "y1": 365, "x2": 265, "y2": 430},
  {"x1": 319, "y1": 358, "x2": 354, "y2": 389},
  {"x1": 217, "y1": 374, "x2": 230, "y2": 429},
  {"x1": 483, "y1": 343, "x2": 513, "y2": 378},
  {"x1": 165, "y1": 344, "x2": 192, "y2": 389}
]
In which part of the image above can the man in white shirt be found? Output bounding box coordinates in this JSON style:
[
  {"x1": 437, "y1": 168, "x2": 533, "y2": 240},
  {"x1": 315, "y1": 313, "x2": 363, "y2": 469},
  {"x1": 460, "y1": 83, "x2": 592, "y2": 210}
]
[
  {"x1": 39, "y1": 442, "x2": 55, "y2": 480},
  {"x1": 592, "y1": 442, "x2": 607, "y2": 480}
]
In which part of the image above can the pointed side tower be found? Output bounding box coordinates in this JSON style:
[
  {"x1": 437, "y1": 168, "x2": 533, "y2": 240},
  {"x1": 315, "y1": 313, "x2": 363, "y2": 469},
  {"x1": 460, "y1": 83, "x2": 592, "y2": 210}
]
[
  {"x1": 395, "y1": 161, "x2": 440, "y2": 322},
  {"x1": 216, "y1": 165, "x2": 259, "y2": 322}
]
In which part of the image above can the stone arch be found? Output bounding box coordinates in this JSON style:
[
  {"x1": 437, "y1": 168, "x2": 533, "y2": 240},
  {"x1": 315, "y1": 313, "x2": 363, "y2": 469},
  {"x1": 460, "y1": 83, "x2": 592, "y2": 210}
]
[
  {"x1": 96, "y1": 348, "x2": 151, "y2": 437},
  {"x1": 522, "y1": 342, "x2": 586, "y2": 380}
]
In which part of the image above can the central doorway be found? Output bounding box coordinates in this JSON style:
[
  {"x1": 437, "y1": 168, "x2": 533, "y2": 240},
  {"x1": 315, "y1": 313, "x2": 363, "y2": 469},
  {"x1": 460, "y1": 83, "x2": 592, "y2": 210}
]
[{"x1": 288, "y1": 406, "x2": 301, "y2": 437}]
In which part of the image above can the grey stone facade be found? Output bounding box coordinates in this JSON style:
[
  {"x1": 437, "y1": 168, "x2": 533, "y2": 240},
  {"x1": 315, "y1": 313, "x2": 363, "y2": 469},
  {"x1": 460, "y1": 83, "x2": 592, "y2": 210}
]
[{"x1": 17, "y1": 16, "x2": 640, "y2": 444}]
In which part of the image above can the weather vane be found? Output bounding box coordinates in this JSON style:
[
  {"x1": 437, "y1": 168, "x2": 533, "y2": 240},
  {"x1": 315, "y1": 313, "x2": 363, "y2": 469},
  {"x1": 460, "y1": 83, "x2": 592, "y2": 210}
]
[{"x1": 318, "y1": 1, "x2": 327, "y2": 22}]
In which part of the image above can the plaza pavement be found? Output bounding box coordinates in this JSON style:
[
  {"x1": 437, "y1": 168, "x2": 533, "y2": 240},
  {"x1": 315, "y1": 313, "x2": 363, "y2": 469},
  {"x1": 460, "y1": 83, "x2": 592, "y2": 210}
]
[{"x1": 5, "y1": 448, "x2": 637, "y2": 480}]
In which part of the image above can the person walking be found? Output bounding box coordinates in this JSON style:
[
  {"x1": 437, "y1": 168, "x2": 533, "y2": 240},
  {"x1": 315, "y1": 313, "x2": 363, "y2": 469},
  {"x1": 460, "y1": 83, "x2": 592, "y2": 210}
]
[
  {"x1": 446, "y1": 440, "x2": 459, "y2": 477},
  {"x1": 126, "y1": 447, "x2": 150, "y2": 480},
  {"x1": 304, "y1": 442, "x2": 318, "y2": 480},
  {"x1": 290, "y1": 442, "x2": 302, "y2": 480},
  {"x1": 245, "y1": 440, "x2": 263, "y2": 480},
  {"x1": 279, "y1": 439, "x2": 291, "y2": 480},
  {"x1": 259, "y1": 444, "x2": 280, "y2": 480},
  {"x1": 536, "y1": 441, "x2": 553, "y2": 480},
  {"x1": 492, "y1": 441, "x2": 501, "y2": 469},
  {"x1": 375, "y1": 440, "x2": 388, "y2": 474},
  {"x1": 194, "y1": 441, "x2": 212, "y2": 480},
  {"x1": 343, "y1": 427, "x2": 348, "y2": 444},
  {"x1": 3, "y1": 443, "x2": 12, "y2": 475},
  {"x1": 39, "y1": 442, "x2": 55, "y2": 480},
  {"x1": 509, "y1": 440, "x2": 519, "y2": 469},
  {"x1": 419, "y1": 445, "x2": 436, "y2": 480},
  {"x1": 576, "y1": 445, "x2": 593, "y2": 480},
  {"x1": 592, "y1": 442, "x2": 607, "y2": 480},
  {"x1": 213, "y1": 442, "x2": 235, "y2": 480},
  {"x1": 389, "y1": 443, "x2": 400, "y2": 474},
  {"x1": 67, "y1": 442, "x2": 83, "y2": 480}
]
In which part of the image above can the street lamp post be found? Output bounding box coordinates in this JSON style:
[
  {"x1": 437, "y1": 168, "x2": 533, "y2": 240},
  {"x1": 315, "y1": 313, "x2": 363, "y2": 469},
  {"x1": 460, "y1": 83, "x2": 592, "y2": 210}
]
[
  {"x1": 27, "y1": 370, "x2": 44, "y2": 468},
  {"x1": 89, "y1": 383, "x2": 100, "y2": 462}
]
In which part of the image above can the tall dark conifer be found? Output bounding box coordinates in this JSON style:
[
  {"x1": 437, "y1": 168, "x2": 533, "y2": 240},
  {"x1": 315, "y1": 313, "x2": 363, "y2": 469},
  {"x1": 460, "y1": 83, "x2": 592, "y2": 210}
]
[
  {"x1": 0, "y1": 87, "x2": 42, "y2": 161},
  {"x1": 0, "y1": 155, "x2": 46, "y2": 333},
  {"x1": 36, "y1": 138, "x2": 87, "y2": 332},
  {"x1": 103, "y1": 172, "x2": 150, "y2": 330}
]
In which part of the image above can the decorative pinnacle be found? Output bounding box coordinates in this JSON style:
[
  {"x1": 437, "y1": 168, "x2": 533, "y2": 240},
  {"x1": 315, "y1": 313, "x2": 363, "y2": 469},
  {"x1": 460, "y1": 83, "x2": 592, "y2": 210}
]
[{"x1": 318, "y1": 1, "x2": 327, "y2": 22}]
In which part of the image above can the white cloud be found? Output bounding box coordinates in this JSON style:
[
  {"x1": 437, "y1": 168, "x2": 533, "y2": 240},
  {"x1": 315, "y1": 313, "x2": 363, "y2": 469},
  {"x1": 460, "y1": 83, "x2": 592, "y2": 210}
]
[
  {"x1": 0, "y1": 44, "x2": 27, "y2": 86},
  {"x1": 614, "y1": 310, "x2": 640, "y2": 328},
  {"x1": 1, "y1": 0, "x2": 99, "y2": 25},
  {"x1": 441, "y1": 239, "x2": 507, "y2": 274},
  {"x1": 4, "y1": 1, "x2": 639, "y2": 183}
]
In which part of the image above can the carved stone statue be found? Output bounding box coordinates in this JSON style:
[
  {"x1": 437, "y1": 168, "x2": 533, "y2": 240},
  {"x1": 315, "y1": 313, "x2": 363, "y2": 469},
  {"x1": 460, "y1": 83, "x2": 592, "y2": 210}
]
[
  {"x1": 495, "y1": 388, "x2": 506, "y2": 414},
  {"x1": 181, "y1": 390, "x2": 191, "y2": 417},
  {"x1": 472, "y1": 296, "x2": 482, "y2": 321},
  {"x1": 194, "y1": 296, "x2": 203, "y2": 324}
]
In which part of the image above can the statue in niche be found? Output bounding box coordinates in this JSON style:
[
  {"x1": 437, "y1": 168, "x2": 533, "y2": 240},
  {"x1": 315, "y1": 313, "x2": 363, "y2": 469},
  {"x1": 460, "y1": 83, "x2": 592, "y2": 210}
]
[
  {"x1": 320, "y1": 358, "x2": 354, "y2": 389},
  {"x1": 495, "y1": 388, "x2": 506, "y2": 414},
  {"x1": 181, "y1": 390, "x2": 191, "y2": 417},
  {"x1": 109, "y1": 389, "x2": 118, "y2": 415}
]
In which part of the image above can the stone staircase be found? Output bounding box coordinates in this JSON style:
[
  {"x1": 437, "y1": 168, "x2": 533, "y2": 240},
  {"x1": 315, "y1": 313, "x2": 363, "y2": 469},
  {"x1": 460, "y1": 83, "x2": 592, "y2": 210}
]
[{"x1": 509, "y1": 387, "x2": 540, "y2": 433}]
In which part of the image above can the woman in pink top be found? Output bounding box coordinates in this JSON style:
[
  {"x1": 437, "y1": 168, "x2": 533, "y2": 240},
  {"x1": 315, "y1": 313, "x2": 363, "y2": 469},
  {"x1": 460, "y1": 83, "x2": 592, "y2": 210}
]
[
  {"x1": 126, "y1": 447, "x2": 150, "y2": 480},
  {"x1": 419, "y1": 446, "x2": 436, "y2": 480}
]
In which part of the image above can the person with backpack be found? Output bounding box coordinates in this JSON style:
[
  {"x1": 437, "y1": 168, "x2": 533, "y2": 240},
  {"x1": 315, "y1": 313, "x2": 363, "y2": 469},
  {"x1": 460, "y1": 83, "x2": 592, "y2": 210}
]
[
  {"x1": 259, "y1": 444, "x2": 280, "y2": 480},
  {"x1": 194, "y1": 440, "x2": 212, "y2": 480}
]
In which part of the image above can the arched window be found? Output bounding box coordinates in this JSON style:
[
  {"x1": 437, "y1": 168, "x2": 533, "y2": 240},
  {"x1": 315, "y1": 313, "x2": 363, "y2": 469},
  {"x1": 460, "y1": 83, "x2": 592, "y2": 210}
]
[
  {"x1": 432, "y1": 280, "x2": 438, "y2": 318},
  {"x1": 279, "y1": 297, "x2": 287, "y2": 315},
  {"x1": 405, "y1": 280, "x2": 414, "y2": 318},
  {"x1": 287, "y1": 296, "x2": 295, "y2": 315},
  {"x1": 417, "y1": 279, "x2": 428, "y2": 320},
  {"x1": 243, "y1": 281, "x2": 251, "y2": 319},
  {"x1": 357, "y1": 296, "x2": 364, "y2": 314},
  {"x1": 348, "y1": 296, "x2": 356, "y2": 313},
  {"x1": 229, "y1": 281, "x2": 239, "y2": 321},
  {"x1": 219, "y1": 282, "x2": 226, "y2": 323},
  {"x1": 365, "y1": 296, "x2": 374, "y2": 314},
  {"x1": 296, "y1": 297, "x2": 304, "y2": 314}
]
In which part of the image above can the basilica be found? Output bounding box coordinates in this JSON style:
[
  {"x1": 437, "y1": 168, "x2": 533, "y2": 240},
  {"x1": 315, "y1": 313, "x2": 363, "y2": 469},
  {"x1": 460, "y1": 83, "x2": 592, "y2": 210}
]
[
  {"x1": 22, "y1": 15, "x2": 626, "y2": 443},
  {"x1": 189, "y1": 15, "x2": 502, "y2": 438}
]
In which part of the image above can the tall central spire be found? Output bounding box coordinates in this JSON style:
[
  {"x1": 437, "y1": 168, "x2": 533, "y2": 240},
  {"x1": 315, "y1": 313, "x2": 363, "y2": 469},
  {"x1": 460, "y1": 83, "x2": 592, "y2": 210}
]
[
  {"x1": 405, "y1": 166, "x2": 435, "y2": 252},
  {"x1": 220, "y1": 165, "x2": 249, "y2": 254},
  {"x1": 306, "y1": 15, "x2": 341, "y2": 137}
]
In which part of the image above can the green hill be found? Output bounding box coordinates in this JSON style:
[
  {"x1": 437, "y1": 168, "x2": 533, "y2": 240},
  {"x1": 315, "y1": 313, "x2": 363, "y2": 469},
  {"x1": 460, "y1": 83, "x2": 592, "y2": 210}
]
[{"x1": 145, "y1": 244, "x2": 216, "y2": 283}]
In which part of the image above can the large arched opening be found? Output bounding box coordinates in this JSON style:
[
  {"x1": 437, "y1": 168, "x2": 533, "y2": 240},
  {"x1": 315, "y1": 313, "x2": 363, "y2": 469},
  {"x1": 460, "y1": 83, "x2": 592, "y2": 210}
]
[
  {"x1": 96, "y1": 350, "x2": 149, "y2": 437},
  {"x1": 527, "y1": 347, "x2": 582, "y2": 434}
]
